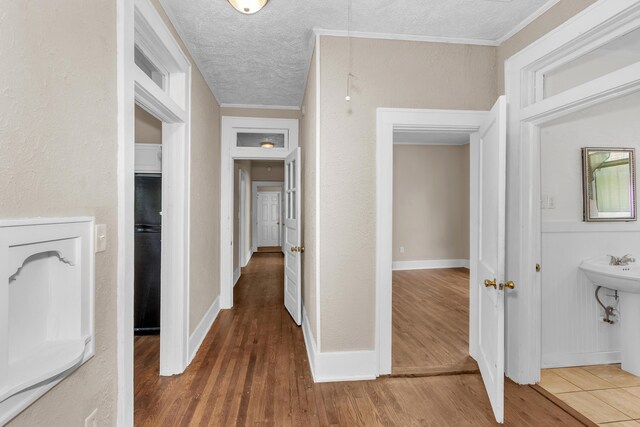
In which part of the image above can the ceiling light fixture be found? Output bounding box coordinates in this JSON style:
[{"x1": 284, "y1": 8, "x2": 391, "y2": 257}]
[
  {"x1": 260, "y1": 140, "x2": 274, "y2": 148},
  {"x1": 227, "y1": 0, "x2": 269, "y2": 14}
]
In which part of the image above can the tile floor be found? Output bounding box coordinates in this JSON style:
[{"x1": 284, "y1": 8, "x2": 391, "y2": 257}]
[{"x1": 540, "y1": 365, "x2": 640, "y2": 426}]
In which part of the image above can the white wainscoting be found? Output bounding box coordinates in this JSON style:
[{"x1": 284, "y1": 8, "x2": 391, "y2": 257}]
[
  {"x1": 188, "y1": 296, "x2": 220, "y2": 364},
  {"x1": 233, "y1": 267, "x2": 241, "y2": 288},
  {"x1": 392, "y1": 259, "x2": 470, "y2": 271},
  {"x1": 540, "y1": 222, "x2": 640, "y2": 368},
  {"x1": 302, "y1": 307, "x2": 376, "y2": 383}
]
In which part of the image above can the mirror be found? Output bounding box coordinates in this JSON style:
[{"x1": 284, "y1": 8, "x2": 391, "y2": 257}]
[{"x1": 582, "y1": 148, "x2": 636, "y2": 222}]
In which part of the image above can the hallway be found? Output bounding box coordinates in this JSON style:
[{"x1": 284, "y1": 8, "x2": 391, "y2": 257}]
[{"x1": 134, "y1": 253, "x2": 583, "y2": 426}]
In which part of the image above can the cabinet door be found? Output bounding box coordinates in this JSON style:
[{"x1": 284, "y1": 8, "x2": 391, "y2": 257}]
[{"x1": 135, "y1": 144, "x2": 162, "y2": 173}]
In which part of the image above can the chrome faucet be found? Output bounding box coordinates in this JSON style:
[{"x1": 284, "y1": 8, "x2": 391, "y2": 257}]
[{"x1": 608, "y1": 254, "x2": 636, "y2": 266}]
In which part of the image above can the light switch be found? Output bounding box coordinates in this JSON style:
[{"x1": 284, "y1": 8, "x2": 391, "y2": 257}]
[{"x1": 95, "y1": 224, "x2": 107, "y2": 253}]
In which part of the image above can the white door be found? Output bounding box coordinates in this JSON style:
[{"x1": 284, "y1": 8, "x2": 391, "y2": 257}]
[
  {"x1": 284, "y1": 148, "x2": 302, "y2": 325},
  {"x1": 257, "y1": 192, "x2": 280, "y2": 247},
  {"x1": 474, "y1": 95, "x2": 508, "y2": 423}
]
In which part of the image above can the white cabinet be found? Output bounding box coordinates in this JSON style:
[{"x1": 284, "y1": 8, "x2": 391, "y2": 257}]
[{"x1": 135, "y1": 143, "x2": 162, "y2": 173}]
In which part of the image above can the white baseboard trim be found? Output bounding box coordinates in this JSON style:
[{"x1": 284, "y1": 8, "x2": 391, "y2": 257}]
[
  {"x1": 242, "y1": 249, "x2": 253, "y2": 267},
  {"x1": 233, "y1": 267, "x2": 241, "y2": 287},
  {"x1": 188, "y1": 296, "x2": 220, "y2": 364},
  {"x1": 392, "y1": 259, "x2": 470, "y2": 271},
  {"x1": 302, "y1": 306, "x2": 376, "y2": 383},
  {"x1": 542, "y1": 351, "x2": 621, "y2": 369},
  {"x1": 302, "y1": 306, "x2": 318, "y2": 381}
]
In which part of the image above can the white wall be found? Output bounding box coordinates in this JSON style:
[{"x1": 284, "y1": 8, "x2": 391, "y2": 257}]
[{"x1": 540, "y1": 91, "x2": 640, "y2": 367}]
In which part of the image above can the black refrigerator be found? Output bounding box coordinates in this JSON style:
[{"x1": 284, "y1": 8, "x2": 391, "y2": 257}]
[{"x1": 134, "y1": 174, "x2": 162, "y2": 335}]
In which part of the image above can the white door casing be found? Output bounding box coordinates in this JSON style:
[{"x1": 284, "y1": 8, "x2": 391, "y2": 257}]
[
  {"x1": 257, "y1": 192, "x2": 281, "y2": 247},
  {"x1": 475, "y1": 96, "x2": 507, "y2": 423},
  {"x1": 284, "y1": 148, "x2": 302, "y2": 325}
]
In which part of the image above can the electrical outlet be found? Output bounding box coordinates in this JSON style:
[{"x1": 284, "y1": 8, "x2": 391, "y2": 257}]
[
  {"x1": 85, "y1": 408, "x2": 98, "y2": 427},
  {"x1": 400, "y1": 246, "x2": 405, "y2": 254}
]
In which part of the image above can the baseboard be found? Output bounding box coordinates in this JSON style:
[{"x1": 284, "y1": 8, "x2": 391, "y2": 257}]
[
  {"x1": 302, "y1": 307, "x2": 376, "y2": 383},
  {"x1": 242, "y1": 249, "x2": 253, "y2": 267},
  {"x1": 233, "y1": 267, "x2": 241, "y2": 287},
  {"x1": 188, "y1": 296, "x2": 220, "y2": 364},
  {"x1": 392, "y1": 259, "x2": 470, "y2": 271},
  {"x1": 302, "y1": 306, "x2": 318, "y2": 381},
  {"x1": 542, "y1": 351, "x2": 621, "y2": 368}
]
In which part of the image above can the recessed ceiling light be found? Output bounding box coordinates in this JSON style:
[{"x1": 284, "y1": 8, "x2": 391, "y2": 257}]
[{"x1": 227, "y1": 0, "x2": 269, "y2": 14}]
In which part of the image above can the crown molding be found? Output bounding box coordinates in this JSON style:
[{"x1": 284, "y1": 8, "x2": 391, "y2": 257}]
[
  {"x1": 496, "y1": 0, "x2": 561, "y2": 44},
  {"x1": 312, "y1": 28, "x2": 499, "y2": 46},
  {"x1": 220, "y1": 103, "x2": 301, "y2": 111}
]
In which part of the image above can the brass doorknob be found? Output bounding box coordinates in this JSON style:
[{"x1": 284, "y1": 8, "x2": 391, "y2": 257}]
[
  {"x1": 299, "y1": 246, "x2": 305, "y2": 253},
  {"x1": 501, "y1": 281, "x2": 516, "y2": 290},
  {"x1": 290, "y1": 246, "x2": 298, "y2": 252},
  {"x1": 484, "y1": 279, "x2": 497, "y2": 289}
]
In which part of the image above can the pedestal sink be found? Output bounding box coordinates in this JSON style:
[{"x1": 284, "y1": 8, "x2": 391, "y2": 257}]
[{"x1": 580, "y1": 255, "x2": 640, "y2": 376}]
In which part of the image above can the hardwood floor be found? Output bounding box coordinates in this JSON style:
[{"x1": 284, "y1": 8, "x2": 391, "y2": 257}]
[
  {"x1": 134, "y1": 254, "x2": 583, "y2": 426},
  {"x1": 392, "y1": 268, "x2": 474, "y2": 375}
]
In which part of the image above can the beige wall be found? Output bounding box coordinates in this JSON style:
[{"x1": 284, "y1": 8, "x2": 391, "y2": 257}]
[
  {"x1": 299, "y1": 48, "x2": 318, "y2": 341},
  {"x1": 393, "y1": 145, "x2": 470, "y2": 262},
  {"x1": 496, "y1": 0, "x2": 596, "y2": 94},
  {"x1": 135, "y1": 105, "x2": 162, "y2": 144},
  {"x1": 318, "y1": 36, "x2": 497, "y2": 352},
  {"x1": 1, "y1": 1, "x2": 118, "y2": 425},
  {"x1": 220, "y1": 107, "x2": 300, "y2": 119},
  {"x1": 233, "y1": 160, "x2": 252, "y2": 272},
  {"x1": 2, "y1": 0, "x2": 221, "y2": 424},
  {"x1": 149, "y1": 0, "x2": 222, "y2": 335},
  {"x1": 251, "y1": 161, "x2": 284, "y2": 182}
]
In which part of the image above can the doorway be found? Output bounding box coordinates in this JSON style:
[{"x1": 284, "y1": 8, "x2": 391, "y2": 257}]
[
  {"x1": 391, "y1": 134, "x2": 474, "y2": 376},
  {"x1": 220, "y1": 116, "x2": 300, "y2": 311},
  {"x1": 232, "y1": 159, "x2": 285, "y2": 288},
  {"x1": 118, "y1": 0, "x2": 193, "y2": 423}
]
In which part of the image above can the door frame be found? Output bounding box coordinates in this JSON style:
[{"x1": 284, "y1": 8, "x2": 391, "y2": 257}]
[
  {"x1": 117, "y1": 0, "x2": 192, "y2": 424},
  {"x1": 220, "y1": 117, "x2": 299, "y2": 309},
  {"x1": 251, "y1": 181, "x2": 284, "y2": 252},
  {"x1": 375, "y1": 108, "x2": 488, "y2": 375},
  {"x1": 504, "y1": 0, "x2": 640, "y2": 384},
  {"x1": 238, "y1": 169, "x2": 248, "y2": 267}
]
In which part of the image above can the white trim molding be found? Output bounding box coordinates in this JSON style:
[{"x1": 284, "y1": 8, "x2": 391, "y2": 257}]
[
  {"x1": 220, "y1": 103, "x2": 301, "y2": 111},
  {"x1": 504, "y1": 0, "x2": 640, "y2": 385},
  {"x1": 118, "y1": 0, "x2": 192, "y2": 423},
  {"x1": 233, "y1": 267, "x2": 241, "y2": 287},
  {"x1": 302, "y1": 308, "x2": 376, "y2": 383},
  {"x1": 376, "y1": 108, "x2": 488, "y2": 376},
  {"x1": 392, "y1": 259, "x2": 470, "y2": 271},
  {"x1": 313, "y1": 28, "x2": 498, "y2": 47},
  {"x1": 242, "y1": 249, "x2": 253, "y2": 267},
  {"x1": 495, "y1": 0, "x2": 561, "y2": 44},
  {"x1": 188, "y1": 296, "x2": 220, "y2": 363},
  {"x1": 542, "y1": 351, "x2": 621, "y2": 369}
]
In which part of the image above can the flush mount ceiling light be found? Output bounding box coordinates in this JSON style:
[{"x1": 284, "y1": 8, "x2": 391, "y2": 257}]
[
  {"x1": 260, "y1": 139, "x2": 274, "y2": 148},
  {"x1": 227, "y1": 0, "x2": 268, "y2": 14}
]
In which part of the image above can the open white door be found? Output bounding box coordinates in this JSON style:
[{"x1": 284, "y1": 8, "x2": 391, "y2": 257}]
[
  {"x1": 284, "y1": 148, "x2": 302, "y2": 325},
  {"x1": 474, "y1": 95, "x2": 508, "y2": 423}
]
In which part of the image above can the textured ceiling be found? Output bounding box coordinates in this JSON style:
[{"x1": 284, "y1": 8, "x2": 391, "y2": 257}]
[{"x1": 161, "y1": 0, "x2": 553, "y2": 107}]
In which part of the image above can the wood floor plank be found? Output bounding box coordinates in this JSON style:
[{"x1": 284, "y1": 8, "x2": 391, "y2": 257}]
[
  {"x1": 135, "y1": 253, "x2": 584, "y2": 426},
  {"x1": 554, "y1": 367, "x2": 618, "y2": 391},
  {"x1": 583, "y1": 365, "x2": 640, "y2": 388},
  {"x1": 392, "y1": 268, "x2": 473, "y2": 374}
]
